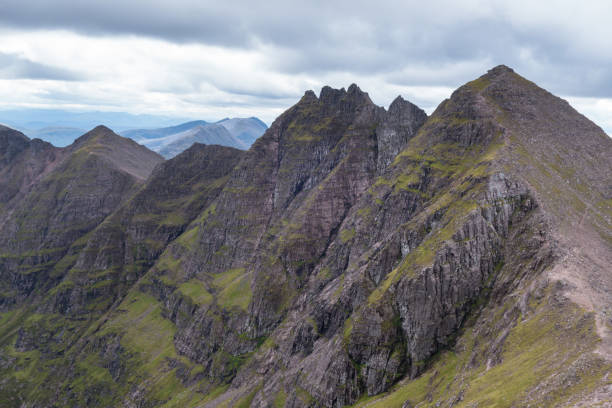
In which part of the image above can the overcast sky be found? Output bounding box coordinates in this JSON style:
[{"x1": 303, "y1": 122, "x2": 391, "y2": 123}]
[{"x1": 0, "y1": 0, "x2": 610, "y2": 133}]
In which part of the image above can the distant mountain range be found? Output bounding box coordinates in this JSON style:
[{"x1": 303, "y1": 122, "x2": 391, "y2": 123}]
[
  {"x1": 122, "y1": 117, "x2": 267, "y2": 158},
  {"x1": 22, "y1": 126, "x2": 87, "y2": 147},
  {"x1": 0, "y1": 108, "x2": 192, "y2": 130},
  {"x1": 0, "y1": 109, "x2": 268, "y2": 154}
]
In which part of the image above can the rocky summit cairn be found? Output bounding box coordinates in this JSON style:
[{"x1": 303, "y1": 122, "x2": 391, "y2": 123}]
[{"x1": 0, "y1": 66, "x2": 610, "y2": 407}]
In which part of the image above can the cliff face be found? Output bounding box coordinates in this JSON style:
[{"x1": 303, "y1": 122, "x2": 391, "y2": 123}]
[
  {"x1": 42, "y1": 143, "x2": 244, "y2": 318},
  {"x1": 0, "y1": 67, "x2": 610, "y2": 408}
]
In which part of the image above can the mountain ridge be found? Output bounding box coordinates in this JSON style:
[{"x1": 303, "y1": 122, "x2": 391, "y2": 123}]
[{"x1": 0, "y1": 66, "x2": 610, "y2": 407}]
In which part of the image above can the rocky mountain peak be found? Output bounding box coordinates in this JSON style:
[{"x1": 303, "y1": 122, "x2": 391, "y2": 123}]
[
  {"x1": 27, "y1": 138, "x2": 55, "y2": 154},
  {"x1": 0, "y1": 126, "x2": 62, "y2": 213},
  {"x1": 68, "y1": 125, "x2": 164, "y2": 180},
  {"x1": 295, "y1": 85, "x2": 375, "y2": 114},
  {"x1": 301, "y1": 89, "x2": 318, "y2": 102},
  {"x1": 71, "y1": 124, "x2": 117, "y2": 146},
  {"x1": 375, "y1": 95, "x2": 427, "y2": 172},
  {"x1": 387, "y1": 95, "x2": 427, "y2": 121},
  {"x1": 318, "y1": 84, "x2": 373, "y2": 109},
  {"x1": 486, "y1": 63, "x2": 515, "y2": 76},
  {"x1": 346, "y1": 82, "x2": 363, "y2": 96},
  {"x1": 90, "y1": 124, "x2": 114, "y2": 133},
  {"x1": 388, "y1": 94, "x2": 407, "y2": 108},
  {"x1": 318, "y1": 85, "x2": 344, "y2": 103}
]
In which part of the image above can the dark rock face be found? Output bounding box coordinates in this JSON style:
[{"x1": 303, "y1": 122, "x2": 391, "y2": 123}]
[
  {"x1": 0, "y1": 67, "x2": 611, "y2": 408},
  {"x1": 377, "y1": 96, "x2": 427, "y2": 172}
]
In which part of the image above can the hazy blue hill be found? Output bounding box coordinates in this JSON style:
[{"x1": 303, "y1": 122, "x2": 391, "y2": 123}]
[
  {"x1": 216, "y1": 117, "x2": 268, "y2": 147},
  {"x1": 125, "y1": 117, "x2": 268, "y2": 158},
  {"x1": 24, "y1": 127, "x2": 86, "y2": 147},
  {"x1": 154, "y1": 124, "x2": 245, "y2": 158},
  {"x1": 121, "y1": 120, "x2": 208, "y2": 140}
]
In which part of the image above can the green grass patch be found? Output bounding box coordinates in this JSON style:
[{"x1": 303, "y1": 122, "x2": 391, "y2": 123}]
[
  {"x1": 213, "y1": 268, "x2": 252, "y2": 311},
  {"x1": 177, "y1": 279, "x2": 213, "y2": 306},
  {"x1": 101, "y1": 291, "x2": 177, "y2": 369},
  {"x1": 339, "y1": 227, "x2": 356, "y2": 243},
  {"x1": 273, "y1": 389, "x2": 288, "y2": 407}
]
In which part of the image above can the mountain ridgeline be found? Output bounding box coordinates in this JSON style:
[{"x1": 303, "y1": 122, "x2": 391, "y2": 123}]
[{"x1": 0, "y1": 66, "x2": 611, "y2": 408}]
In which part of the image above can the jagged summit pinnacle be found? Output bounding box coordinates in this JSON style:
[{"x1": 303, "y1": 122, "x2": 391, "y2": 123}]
[
  {"x1": 346, "y1": 83, "x2": 361, "y2": 94},
  {"x1": 320, "y1": 84, "x2": 373, "y2": 107},
  {"x1": 390, "y1": 95, "x2": 406, "y2": 104},
  {"x1": 388, "y1": 94, "x2": 424, "y2": 114},
  {"x1": 296, "y1": 85, "x2": 375, "y2": 111},
  {"x1": 487, "y1": 64, "x2": 515, "y2": 75},
  {"x1": 301, "y1": 89, "x2": 318, "y2": 102},
  {"x1": 477, "y1": 64, "x2": 528, "y2": 90},
  {"x1": 319, "y1": 85, "x2": 345, "y2": 103}
]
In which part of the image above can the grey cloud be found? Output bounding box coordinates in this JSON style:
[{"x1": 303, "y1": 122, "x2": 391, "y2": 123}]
[
  {"x1": 1, "y1": 0, "x2": 612, "y2": 99},
  {"x1": 0, "y1": 52, "x2": 83, "y2": 81},
  {"x1": 0, "y1": 1, "x2": 251, "y2": 46},
  {"x1": 213, "y1": 84, "x2": 298, "y2": 101}
]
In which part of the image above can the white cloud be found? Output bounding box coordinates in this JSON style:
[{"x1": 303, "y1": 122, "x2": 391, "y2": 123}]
[
  {"x1": 0, "y1": 28, "x2": 456, "y2": 124},
  {"x1": 0, "y1": 29, "x2": 309, "y2": 123},
  {"x1": 566, "y1": 96, "x2": 612, "y2": 136}
]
